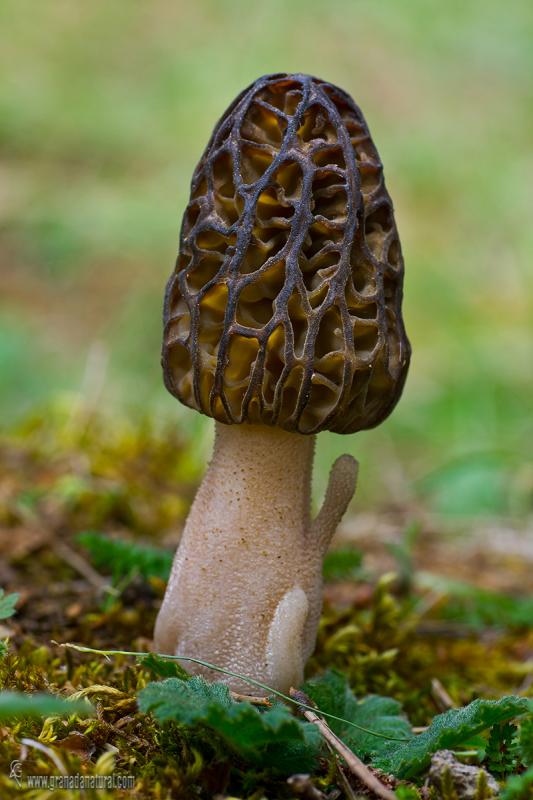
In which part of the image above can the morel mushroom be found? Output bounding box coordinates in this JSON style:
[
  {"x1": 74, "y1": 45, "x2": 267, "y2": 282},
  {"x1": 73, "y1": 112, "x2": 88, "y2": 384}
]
[{"x1": 154, "y1": 73, "x2": 410, "y2": 693}]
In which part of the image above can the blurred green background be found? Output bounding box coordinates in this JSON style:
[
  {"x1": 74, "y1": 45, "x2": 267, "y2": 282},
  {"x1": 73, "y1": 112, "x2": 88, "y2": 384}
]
[{"x1": 1, "y1": 1, "x2": 532, "y2": 517}]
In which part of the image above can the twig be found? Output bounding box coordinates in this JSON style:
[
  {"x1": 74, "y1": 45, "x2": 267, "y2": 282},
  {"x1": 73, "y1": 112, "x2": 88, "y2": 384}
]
[
  {"x1": 52, "y1": 540, "x2": 110, "y2": 593},
  {"x1": 517, "y1": 672, "x2": 533, "y2": 694},
  {"x1": 230, "y1": 690, "x2": 271, "y2": 706},
  {"x1": 430, "y1": 677, "x2": 456, "y2": 711},
  {"x1": 290, "y1": 688, "x2": 397, "y2": 800},
  {"x1": 416, "y1": 620, "x2": 478, "y2": 638},
  {"x1": 334, "y1": 757, "x2": 359, "y2": 800}
]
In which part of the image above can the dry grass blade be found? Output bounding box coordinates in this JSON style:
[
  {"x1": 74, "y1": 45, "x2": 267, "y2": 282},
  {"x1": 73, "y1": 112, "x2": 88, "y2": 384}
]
[{"x1": 20, "y1": 738, "x2": 68, "y2": 775}]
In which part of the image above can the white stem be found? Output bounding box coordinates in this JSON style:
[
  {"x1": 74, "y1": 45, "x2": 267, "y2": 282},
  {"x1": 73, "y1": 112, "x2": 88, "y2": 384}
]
[{"x1": 154, "y1": 422, "x2": 357, "y2": 693}]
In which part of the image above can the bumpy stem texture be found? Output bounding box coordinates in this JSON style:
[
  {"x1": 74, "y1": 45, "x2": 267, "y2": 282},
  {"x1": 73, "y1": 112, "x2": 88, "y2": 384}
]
[{"x1": 154, "y1": 422, "x2": 357, "y2": 693}]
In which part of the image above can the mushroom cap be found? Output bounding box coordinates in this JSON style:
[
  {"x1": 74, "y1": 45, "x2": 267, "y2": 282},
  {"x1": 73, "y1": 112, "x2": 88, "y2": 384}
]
[{"x1": 163, "y1": 73, "x2": 410, "y2": 434}]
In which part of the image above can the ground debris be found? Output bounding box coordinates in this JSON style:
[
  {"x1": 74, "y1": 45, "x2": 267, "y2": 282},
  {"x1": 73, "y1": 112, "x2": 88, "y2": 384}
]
[
  {"x1": 429, "y1": 750, "x2": 499, "y2": 799},
  {"x1": 0, "y1": 410, "x2": 531, "y2": 799}
]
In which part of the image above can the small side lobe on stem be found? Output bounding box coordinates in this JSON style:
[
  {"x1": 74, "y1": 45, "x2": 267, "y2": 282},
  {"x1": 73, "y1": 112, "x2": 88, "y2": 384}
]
[{"x1": 311, "y1": 455, "x2": 358, "y2": 555}]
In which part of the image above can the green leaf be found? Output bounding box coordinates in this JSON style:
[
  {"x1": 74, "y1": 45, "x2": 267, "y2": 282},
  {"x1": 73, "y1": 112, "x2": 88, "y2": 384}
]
[
  {"x1": 395, "y1": 787, "x2": 422, "y2": 800},
  {"x1": 323, "y1": 548, "x2": 364, "y2": 582},
  {"x1": 419, "y1": 454, "x2": 511, "y2": 517},
  {"x1": 77, "y1": 531, "x2": 173, "y2": 581},
  {"x1": 501, "y1": 766, "x2": 533, "y2": 800},
  {"x1": 519, "y1": 716, "x2": 533, "y2": 767},
  {"x1": 375, "y1": 696, "x2": 532, "y2": 779},
  {"x1": 386, "y1": 522, "x2": 421, "y2": 591},
  {"x1": 138, "y1": 676, "x2": 321, "y2": 773},
  {"x1": 485, "y1": 722, "x2": 520, "y2": 775},
  {"x1": 417, "y1": 573, "x2": 533, "y2": 629},
  {"x1": 0, "y1": 691, "x2": 94, "y2": 719},
  {"x1": 0, "y1": 589, "x2": 19, "y2": 620},
  {"x1": 139, "y1": 653, "x2": 190, "y2": 681},
  {"x1": 302, "y1": 669, "x2": 412, "y2": 760}
]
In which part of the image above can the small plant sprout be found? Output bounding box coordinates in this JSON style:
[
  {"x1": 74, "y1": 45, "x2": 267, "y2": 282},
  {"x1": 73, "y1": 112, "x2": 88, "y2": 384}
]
[{"x1": 154, "y1": 73, "x2": 410, "y2": 693}]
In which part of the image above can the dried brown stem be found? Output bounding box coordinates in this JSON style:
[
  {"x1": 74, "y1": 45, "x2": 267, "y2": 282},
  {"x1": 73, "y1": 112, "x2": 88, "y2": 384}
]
[{"x1": 229, "y1": 691, "x2": 271, "y2": 706}]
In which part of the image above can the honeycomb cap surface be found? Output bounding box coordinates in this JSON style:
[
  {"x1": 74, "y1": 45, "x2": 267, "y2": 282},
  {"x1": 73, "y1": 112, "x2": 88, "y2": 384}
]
[{"x1": 163, "y1": 73, "x2": 410, "y2": 434}]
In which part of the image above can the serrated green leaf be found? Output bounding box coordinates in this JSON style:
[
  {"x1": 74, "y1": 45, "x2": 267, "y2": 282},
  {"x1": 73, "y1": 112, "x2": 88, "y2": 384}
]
[
  {"x1": 0, "y1": 691, "x2": 94, "y2": 719},
  {"x1": 0, "y1": 589, "x2": 19, "y2": 620},
  {"x1": 302, "y1": 669, "x2": 412, "y2": 760},
  {"x1": 138, "y1": 676, "x2": 321, "y2": 773},
  {"x1": 374, "y1": 696, "x2": 532, "y2": 779}
]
